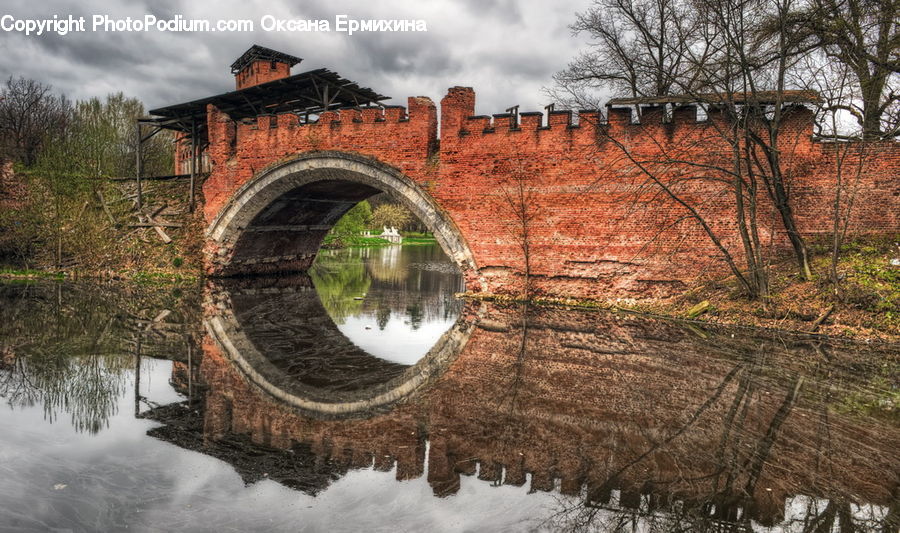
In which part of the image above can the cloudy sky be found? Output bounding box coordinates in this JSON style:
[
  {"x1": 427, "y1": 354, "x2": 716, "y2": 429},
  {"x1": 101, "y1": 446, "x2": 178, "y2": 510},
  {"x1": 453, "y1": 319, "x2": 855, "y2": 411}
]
[{"x1": 1, "y1": 0, "x2": 595, "y2": 116}]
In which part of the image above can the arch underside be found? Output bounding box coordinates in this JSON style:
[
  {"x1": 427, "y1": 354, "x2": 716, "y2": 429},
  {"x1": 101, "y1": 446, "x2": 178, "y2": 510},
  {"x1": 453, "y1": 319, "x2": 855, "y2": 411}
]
[
  {"x1": 206, "y1": 152, "x2": 478, "y2": 284},
  {"x1": 229, "y1": 177, "x2": 379, "y2": 273}
]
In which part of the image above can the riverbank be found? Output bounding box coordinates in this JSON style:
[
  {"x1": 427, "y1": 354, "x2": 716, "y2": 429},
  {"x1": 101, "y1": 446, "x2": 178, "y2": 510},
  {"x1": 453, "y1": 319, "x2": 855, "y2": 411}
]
[
  {"x1": 465, "y1": 236, "x2": 900, "y2": 343},
  {"x1": 321, "y1": 232, "x2": 437, "y2": 248},
  {"x1": 3, "y1": 228, "x2": 896, "y2": 342},
  {"x1": 0, "y1": 267, "x2": 199, "y2": 285},
  {"x1": 644, "y1": 236, "x2": 899, "y2": 342}
]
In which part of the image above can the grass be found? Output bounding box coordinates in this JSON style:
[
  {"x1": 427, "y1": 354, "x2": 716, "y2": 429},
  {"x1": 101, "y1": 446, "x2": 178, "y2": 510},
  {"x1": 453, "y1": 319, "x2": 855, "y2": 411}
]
[
  {"x1": 322, "y1": 234, "x2": 392, "y2": 248},
  {"x1": 401, "y1": 236, "x2": 437, "y2": 245},
  {"x1": 322, "y1": 231, "x2": 437, "y2": 248},
  {"x1": 655, "y1": 234, "x2": 900, "y2": 341},
  {"x1": 0, "y1": 268, "x2": 66, "y2": 280}
]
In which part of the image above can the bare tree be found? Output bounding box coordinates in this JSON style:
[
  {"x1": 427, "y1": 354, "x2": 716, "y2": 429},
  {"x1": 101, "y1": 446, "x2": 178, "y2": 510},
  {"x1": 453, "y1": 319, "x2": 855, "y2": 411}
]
[
  {"x1": 0, "y1": 77, "x2": 71, "y2": 166},
  {"x1": 597, "y1": 118, "x2": 774, "y2": 298},
  {"x1": 555, "y1": 0, "x2": 823, "y2": 293},
  {"x1": 497, "y1": 159, "x2": 539, "y2": 299},
  {"x1": 787, "y1": 0, "x2": 900, "y2": 140},
  {"x1": 687, "y1": 0, "x2": 816, "y2": 279},
  {"x1": 550, "y1": 0, "x2": 703, "y2": 109}
]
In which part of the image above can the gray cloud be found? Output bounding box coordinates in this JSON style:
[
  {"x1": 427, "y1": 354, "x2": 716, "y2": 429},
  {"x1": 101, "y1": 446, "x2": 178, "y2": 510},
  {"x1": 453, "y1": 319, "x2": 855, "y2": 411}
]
[{"x1": 0, "y1": 0, "x2": 592, "y2": 115}]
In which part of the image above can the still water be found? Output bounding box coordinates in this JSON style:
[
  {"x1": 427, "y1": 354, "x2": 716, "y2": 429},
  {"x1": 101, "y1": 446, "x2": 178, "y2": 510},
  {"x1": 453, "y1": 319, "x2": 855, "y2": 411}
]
[{"x1": 0, "y1": 243, "x2": 897, "y2": 532}]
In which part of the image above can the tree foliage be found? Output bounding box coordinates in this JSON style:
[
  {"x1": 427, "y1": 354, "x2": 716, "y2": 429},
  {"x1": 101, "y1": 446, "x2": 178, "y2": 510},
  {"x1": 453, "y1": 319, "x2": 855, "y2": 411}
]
[
  {"x1": 370, "y1": 203, "x2": 413, "y2": 231},
  {"x1": 331, "y1": 200, "x2": 373, "y2": 238},
  {"x1": 1, "y1": 88, "x2": 174, "y2": 268}
]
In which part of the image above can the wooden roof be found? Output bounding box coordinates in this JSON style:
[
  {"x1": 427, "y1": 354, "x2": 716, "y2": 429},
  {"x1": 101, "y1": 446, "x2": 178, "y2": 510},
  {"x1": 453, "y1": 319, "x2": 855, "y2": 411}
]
[
  {"x1": 145, "y1": 68, "x2": 390, "y2": 135},
  {"x1": 230, "y1": 44, "x2": 302, "y2": 74}
]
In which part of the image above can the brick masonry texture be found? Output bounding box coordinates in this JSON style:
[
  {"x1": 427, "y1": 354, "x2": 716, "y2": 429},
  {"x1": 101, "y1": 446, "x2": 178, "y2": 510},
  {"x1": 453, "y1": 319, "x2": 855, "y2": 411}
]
[{"x1": 200, "y1": 85, "x2": 900, "y2": 299}]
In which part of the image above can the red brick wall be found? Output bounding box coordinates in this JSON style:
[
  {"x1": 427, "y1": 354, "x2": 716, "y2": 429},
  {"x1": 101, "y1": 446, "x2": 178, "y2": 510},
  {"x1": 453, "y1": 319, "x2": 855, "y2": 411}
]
[
  {"x1": 202, "y1": 96, "x2": 437, "y2": 222},
  {"x1": 235, "y1": 60, "x2": 291, "y2": 90},
  {"x1": 201, "y1": 87, "x2": 900, "y2": 298}
]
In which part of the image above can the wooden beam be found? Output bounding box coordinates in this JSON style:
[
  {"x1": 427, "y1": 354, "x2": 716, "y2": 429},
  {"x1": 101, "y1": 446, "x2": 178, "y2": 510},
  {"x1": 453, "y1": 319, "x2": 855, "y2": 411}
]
[{"x1": 135, "y1": 122, "x2": 143, "y2": 210}]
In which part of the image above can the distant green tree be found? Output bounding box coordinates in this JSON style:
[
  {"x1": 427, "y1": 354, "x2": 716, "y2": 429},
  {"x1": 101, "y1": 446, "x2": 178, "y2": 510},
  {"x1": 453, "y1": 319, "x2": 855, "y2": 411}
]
[
  {"x1": 330, "y1": 200, "x2": 372, "y2": 239},
  {"x1": 21, "y1": 93, "x2": 174, "y2": 267},
  {"x1": 370, "y1": 203, "x2": 413, "y2": 231}
]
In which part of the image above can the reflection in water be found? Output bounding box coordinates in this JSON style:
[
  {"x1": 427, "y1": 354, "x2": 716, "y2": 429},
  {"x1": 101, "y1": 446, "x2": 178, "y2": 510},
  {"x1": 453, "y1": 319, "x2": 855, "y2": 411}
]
[
  {"x1": 204, "y1": 274, "x2": 472, "y2": 416},
  {"x1": 311, "y1": 245, "x2": 464, "y2": 364},
  {"x1": 191, "y1": 301, "x2": 900, "y2": 531},
  {"x1": 0, "y1": 282, "x2": 196, "y2": 434},
  {"x1": 0, "y1": 276, "x2": 898, "y2": 532}
]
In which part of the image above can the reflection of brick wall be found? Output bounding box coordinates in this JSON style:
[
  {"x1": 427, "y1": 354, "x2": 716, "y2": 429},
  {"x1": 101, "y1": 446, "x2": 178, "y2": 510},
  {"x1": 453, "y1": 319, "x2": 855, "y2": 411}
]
[
  {"x1": 196, "y1": 303, "x2": 898, "y2": 526},
  {"x1": 0, "y1": 158, "x2": 24, "y2": 209},
  {"x1": 201, "y1": 86, "x2": 900, "y2": 298}
]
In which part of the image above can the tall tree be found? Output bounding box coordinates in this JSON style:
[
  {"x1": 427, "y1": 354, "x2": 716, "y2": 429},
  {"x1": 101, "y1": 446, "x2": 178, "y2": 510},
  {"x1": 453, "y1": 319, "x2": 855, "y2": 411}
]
[
  {"x1": 550, "y1": 0, "x2": 703, "y2": 109},
  {"x1": 789, "y1": 0, "x2": 900, "y2": 139}
]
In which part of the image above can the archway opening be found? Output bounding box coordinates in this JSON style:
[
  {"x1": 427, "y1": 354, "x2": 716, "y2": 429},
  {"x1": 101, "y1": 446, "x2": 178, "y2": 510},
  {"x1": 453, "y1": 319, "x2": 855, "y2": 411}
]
[
  {"x1": 310, "y1": 190, "x2": 466, "y2": 364},
  {"x1": 207, "y1": 152, "x2": 477, "y2": 284},
  {"x1": 205, "y1": 153, "x2": 478, "y2": 396}
]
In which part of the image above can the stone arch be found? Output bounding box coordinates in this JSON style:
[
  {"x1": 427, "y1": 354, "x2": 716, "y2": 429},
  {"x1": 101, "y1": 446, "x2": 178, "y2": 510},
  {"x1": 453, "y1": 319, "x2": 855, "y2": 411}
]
[{"x1": 206, "y1": 151, "x2": 480, "y2": 289}]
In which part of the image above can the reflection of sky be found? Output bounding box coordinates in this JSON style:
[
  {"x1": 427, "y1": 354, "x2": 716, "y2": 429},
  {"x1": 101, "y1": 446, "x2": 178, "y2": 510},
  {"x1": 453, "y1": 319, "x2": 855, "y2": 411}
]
[
  {"x1": 313, "y1": 244, "x2": 464, "y2": 366},
  {"x1": 335, "y1": 314, "x2": 459, "y2": 365},
  {"x1": 0, "y1": 358, "x2": 557, "y2": 532}
]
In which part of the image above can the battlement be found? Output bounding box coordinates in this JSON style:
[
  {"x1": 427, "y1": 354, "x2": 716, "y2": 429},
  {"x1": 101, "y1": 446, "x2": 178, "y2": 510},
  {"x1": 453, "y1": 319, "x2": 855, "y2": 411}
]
[{"x1": 441, "y1": 87, "x2": 817, "y2": 146}]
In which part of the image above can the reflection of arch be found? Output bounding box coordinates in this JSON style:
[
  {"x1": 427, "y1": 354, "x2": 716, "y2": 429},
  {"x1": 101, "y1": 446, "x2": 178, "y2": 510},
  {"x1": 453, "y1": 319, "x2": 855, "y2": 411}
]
[
  {"x1": 206, "y1": 151, "x2": 480, "y2": 289},
  {"x1": 203, "y1": 278, "x2": 476, "y2": 418}
]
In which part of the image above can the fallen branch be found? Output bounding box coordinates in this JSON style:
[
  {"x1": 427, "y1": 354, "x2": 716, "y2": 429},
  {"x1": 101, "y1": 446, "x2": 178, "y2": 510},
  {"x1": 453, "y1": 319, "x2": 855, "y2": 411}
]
[
  {"x1": 134, "y1": 213, "x2": 173, "y2": 243},
  {"x1": 809, "y1": 305, "x2": 836, "y2": 332},
  {"x1": 686, "y1": 300, "x2": 713, "y2": 318},
  {"x1": 128, "y1": 222, "x2": 183, "y2": 228},
  {"x1": 96, "y1": 190, "x2": 118, "y2": 227}
]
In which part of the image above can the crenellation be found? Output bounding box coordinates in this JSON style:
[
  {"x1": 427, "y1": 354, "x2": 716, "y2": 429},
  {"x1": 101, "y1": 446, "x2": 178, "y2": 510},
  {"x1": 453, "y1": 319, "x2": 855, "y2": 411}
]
[
  {"x1": 605, "y1": 106, "x2": 632, "y2": 127},
  {"x1": 383, "y1": 105, "x2": 406, "y2": 122},
  {"x1": 360, "y1": 107, "x2": 382, "y2": 123},
  {"x1": 519, "y1": 111, "x2": 543, "y2": 130},
  {"x1": 491, "y1": 113, "x2": 515, "y2": 132},
  {"x1": 671, "y1": 104, "x2": 698, "y2": 124},
  {"x1": 577, "y1": 110, "x2": 601, "y2": 126},
  {"x1": 465, "y1": 115, "x2": 491, "y2": 134},
  {"x1": 317, "y1": 110, "x2": 338, "y2": 124},
  {"x1": 548, "y1": 109, "x2": 572, "y2": 127},
  {"x1": 338, "y1": 108, "x2": 362, "y2": 123}
]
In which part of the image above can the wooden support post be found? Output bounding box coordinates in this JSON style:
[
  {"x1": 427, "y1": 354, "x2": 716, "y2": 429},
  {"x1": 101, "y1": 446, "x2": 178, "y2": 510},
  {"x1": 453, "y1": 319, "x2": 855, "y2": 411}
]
[
  {"x1": 189, "y1": 118, "x2": 196, "y2": 213},
  {"x1": 134, "y1": 333, "x2": 142, "y2": 417},
  {"x1": 135, "y1": 122, "x2": 143, "y2": 210},
  {"x1": 187, "y1": 341, "x2": 193, "y2": 400}
]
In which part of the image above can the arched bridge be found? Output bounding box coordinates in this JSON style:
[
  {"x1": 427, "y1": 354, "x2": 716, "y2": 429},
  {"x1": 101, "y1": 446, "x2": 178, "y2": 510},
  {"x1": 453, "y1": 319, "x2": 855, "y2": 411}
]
[
  {"x1": 147, "y1": 45, "x2": 900, "y2": 299},
  {"x1": 206, "y1": 151, "x2": 479, "y2": 286}
]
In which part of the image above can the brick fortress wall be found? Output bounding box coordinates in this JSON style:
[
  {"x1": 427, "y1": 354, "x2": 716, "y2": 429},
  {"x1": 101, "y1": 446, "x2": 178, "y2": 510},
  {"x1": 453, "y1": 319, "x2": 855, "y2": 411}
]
[{"x1": 200, "y1": 86, "x2": 900, "y2": 299}]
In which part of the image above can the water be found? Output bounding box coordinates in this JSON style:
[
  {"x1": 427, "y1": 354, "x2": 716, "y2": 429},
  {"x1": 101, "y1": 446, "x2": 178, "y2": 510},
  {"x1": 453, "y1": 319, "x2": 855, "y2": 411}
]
[{"x1": 0, "y1": 243, "x2": 898, "y2": 532}]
